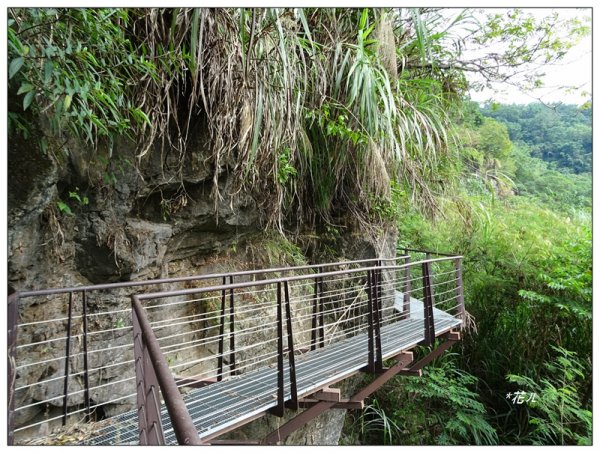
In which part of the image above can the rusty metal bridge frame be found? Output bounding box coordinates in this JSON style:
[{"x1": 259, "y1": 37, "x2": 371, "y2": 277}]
[{"x1": 8, "y1": 249, "x2": 465, "y2": 445}]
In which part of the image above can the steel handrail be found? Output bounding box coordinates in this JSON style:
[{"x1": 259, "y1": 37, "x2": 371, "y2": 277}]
[
  {"x1": 9, "y1": 250, "x2": 464, "y2": 445},
  {"x1": 402, "y1": 247, "x2": 459, "y2": 257},
  {"x1": 132, "y1": 255, "x2": 464, "y2": 444},
  {"x1": 18, "y1": 256, "x2": 409, "y2": 297},
  {"x1": 132, "y1": 294, "x2": 202, "y2": 445},
  {"x1": 136, "y1": 256, "x2": 463, "y2": 301}
]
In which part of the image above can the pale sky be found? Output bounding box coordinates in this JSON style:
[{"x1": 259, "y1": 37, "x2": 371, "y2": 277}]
[{"x1": 467, "y1": 8, "x2": 592, "y2": 105}]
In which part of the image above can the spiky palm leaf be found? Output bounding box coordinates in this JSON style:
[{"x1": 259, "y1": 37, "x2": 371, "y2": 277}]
[{"x1": 10, "y1": 7, "x2": 465, "y2": 229}]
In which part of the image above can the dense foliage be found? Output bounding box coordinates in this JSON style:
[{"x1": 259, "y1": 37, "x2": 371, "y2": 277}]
[
  {"x1": 343, "y1": 102, "x2": 592, "y2": 445},
  {"x1": 8, "y1": 8, "x2": 461, "y2": 230},
  {"x1": 481, "y1": 103, "x2": 592, "y2": 173},
  {"x1": 8, "y1": 6, "x2": 591, "y2": 446}
]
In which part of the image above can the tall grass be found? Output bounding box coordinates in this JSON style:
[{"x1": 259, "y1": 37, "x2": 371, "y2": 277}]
[{"x1": 9, "y1": 7, "x2": 468, "y2": 229}]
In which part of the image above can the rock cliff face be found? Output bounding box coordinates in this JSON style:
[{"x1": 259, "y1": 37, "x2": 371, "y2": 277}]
[{"x1": 8, "y1": 121, "x2": 397, "y2": 444}]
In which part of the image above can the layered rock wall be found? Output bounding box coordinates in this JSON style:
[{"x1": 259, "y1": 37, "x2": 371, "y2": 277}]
[{"x1": 8, "y1": 122, "x2": 397, "y2": 444}]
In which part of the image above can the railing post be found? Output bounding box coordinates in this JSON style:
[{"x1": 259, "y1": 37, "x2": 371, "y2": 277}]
[
  {"x1": 217, "y1": 276, "x2": 226, "y2": 382},
  {"x1": 373, "y1": 262, "x2": 383, "y2": 372},
  {"x1": 272, "y1": 282, "x2": 285, "y2": 417},
  {"x1": 133, "y1": 301, "x2": 149, "y2": 445},
  {"x1": 62, "y1": 292, "x2": 74, "y2": 425},
  {"x1": 318, "y1": 267, "x2": 325, "y2": 348},
  {"x1": 82, "y1": 291, "x2": 91, "y2": 422},
  {"x1": 311, "y1": 268, "x2": 324, "y2": 351},
  {"x1": 454, "y1": 258, "x2": 465, "y2": 324},
  {"x1": 133, "y1": 300, "x2": 164, "y2": 445},
  {"x1": 218, "y1": 276, "x2": 237, "y2": 381},
  {"x1": 132, "y1": 295, "x2": 200, "y2": 445},
  {"x1": 283, "y1": 281, "x2": 298, "y2": 409},
  {"x1": 228, "y1": 275, "x2": 236, "y2": 375},
  {"x1": 311, "y1": 274, "x2": 318, "y2": 351},
  {"x1": 8, "y1": 291, "x2": 19, "y2": 446},
  {"x1": 366, "y1": 270, "x2": 375, "y2": 373},
  {"x1": 402, "y1": 254, "x2": 411, "y2": 319},
  {"x1": 420, "y1": 261, "x2": 435, "y2": 347},
  {"x1": 144, "y1": 355, "x2": 164, "y2": 445}
]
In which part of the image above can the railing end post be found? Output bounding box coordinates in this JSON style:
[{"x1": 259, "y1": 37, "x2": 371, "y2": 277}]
[
  {"x1": 8, "y1": 290, "x2": 19, "y2": 446},
  {"x1": 454, "y1": 257, "x2": 466, "y2": 325},
  {"x1": 420, "y1": 261, "x2": 435, "y2": 347}
]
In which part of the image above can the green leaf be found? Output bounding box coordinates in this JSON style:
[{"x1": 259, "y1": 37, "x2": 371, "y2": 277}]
[
  {"x1": 250, "y1": 86, "x2": 264, "y2": 162},
  {"x1": 189, "y1": 8, "x2": 200, "y2": 78},
  {"x1": 168, "y1": 7, "x2": 180, "y2": 52},
  {"x1": 17, "y1": 83, "x2": 34, "y2": 95},
  {"x1": 9, "y1": 57, "x2": 24, "y2": 79},
  {"x1": 130, "y1": 107, "x2": 151, "y2": 126},
  {"x1": 39, "y1": 137, "x2": 48, "y2": 154},
  {"x1": 68, "y1": 191, "x2": 81, "y2": 203},
  {"x1": 57, "y1": 201, "x2": 73, "y2": 215},
  {"x1": 43, "y1": 60, "x2": 54, "y2": 84},
  {"x1": 359, "y1": 8, "x2": 369, "y2": 30},
  {"x1": 64, "y1": 94, "x2": 73, "y2": 111},
  {"x1": 23, "y1": 91, "x2": 35, "y2": 111}
]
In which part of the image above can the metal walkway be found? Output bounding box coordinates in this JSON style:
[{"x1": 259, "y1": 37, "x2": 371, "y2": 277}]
[
  {"x1": 87, "y1": 296, "x2": 460, "y2": 445},
  {"x1": 9, "y1": 249, "x2": 464, "y2": 445}
]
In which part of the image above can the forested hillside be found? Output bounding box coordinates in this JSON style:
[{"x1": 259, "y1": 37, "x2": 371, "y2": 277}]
[
  {"x1": 7, "y1": 7, "x2": 592, "y2": 446},
  {"x1": 481, "y1": 103, "x2": 592, "y2": 173},
  {"x1": 343, "y1": 101, "x2": 592, "y2": 445}
]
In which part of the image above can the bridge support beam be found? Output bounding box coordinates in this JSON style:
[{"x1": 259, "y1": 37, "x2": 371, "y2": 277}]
[
  {"x1": 263, "y1": 353, "x2": 415, "y2": 445},
  {"x1": 350, "y1": 352, "x2": 413, "y2": 403},
  {"x1": 261, "y1": 334, "x2": 460, "y2": 446},
  {"x1": 313, "y1": 387, "x2": 341, "y2": 402},
  {"x1": 409, "y1": 331, "x2": 461, "y2": 372},
  {"x1": 297, "y1": 399, "x2": 365, "y2": 410}
]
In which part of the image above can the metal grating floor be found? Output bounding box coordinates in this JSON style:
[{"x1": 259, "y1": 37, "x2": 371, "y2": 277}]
[{"x1": 86, "y1": 295, "x2": 461, "y2": 445}]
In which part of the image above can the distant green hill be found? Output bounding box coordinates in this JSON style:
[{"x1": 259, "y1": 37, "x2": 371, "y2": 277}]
[{"x1": 480, "y1": 103, "x2": 591, "y2": 174}]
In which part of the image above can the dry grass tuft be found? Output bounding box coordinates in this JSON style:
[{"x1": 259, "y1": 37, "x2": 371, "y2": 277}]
[{"x1": 19, "y1": 419, "x2": 109, "y2": 446}]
